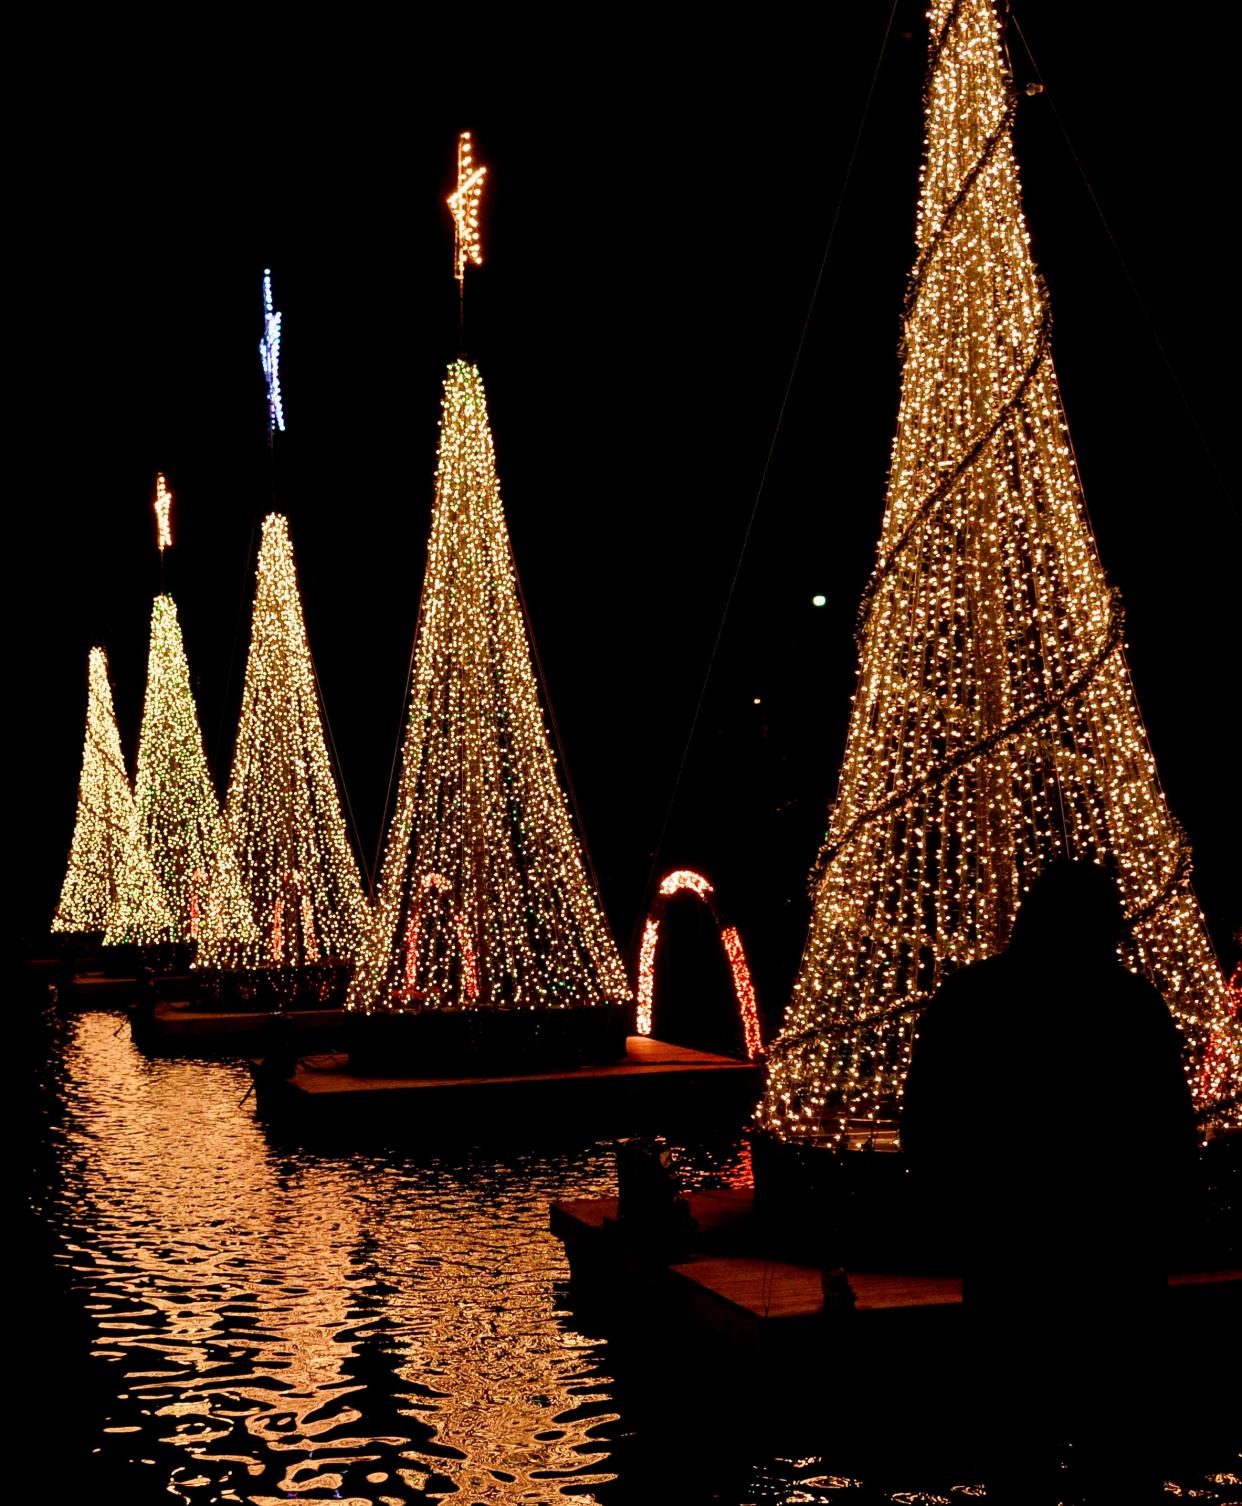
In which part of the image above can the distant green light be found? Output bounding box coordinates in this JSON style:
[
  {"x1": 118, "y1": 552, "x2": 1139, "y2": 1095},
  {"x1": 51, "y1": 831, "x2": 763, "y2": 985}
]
[{"x1": 811, "y1": 594, "x2": 827, "y2": 608}]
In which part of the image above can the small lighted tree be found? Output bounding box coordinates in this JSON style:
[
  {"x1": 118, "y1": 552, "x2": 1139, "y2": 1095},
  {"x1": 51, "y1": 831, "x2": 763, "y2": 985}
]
[
  {"x1": 348, "y1": 361, "x2": 629, "y2": 1012},
  {"x1": 53, "y1": 647, "x2": 171, "y2": 939},
  {"x1": 196, "y1": 513, "x2": 368, "y2": 970},
  {"x1": 758, "y1": 0, "x2": 1236, "y2": 1143},
  {"x1": 104, "y1": 594, "x2": 254, "y2": 949}
]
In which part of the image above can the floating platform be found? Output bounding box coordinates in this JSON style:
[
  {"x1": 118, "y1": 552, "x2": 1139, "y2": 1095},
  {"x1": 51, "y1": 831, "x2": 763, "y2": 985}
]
[
  {"x1": 345, "y1": 1002, "x2": 629, "y2": 1077},
  {"x1": 131, "y1": 999, "x2": 347, "y2": 1056},
  {"x1": 551, "y1": 1188, "x2": 1242, "y2": 1364},
  {"x1": 251, "y1": 1035, "x2": 761, "y2": 1138},
  {"x1": 66, "y1": 971, "x2": 139, "y2": 1005},
  {"x1": 60, "y1": 970, "x2": 195, "y2": 1009},
  {"x1": 193, "y1": 961, "x2": 352, "y2": 1012}
]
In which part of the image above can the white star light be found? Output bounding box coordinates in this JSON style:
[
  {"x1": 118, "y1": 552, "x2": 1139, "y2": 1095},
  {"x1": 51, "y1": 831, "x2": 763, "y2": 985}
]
[{"x1": 259, "y1": 268, "x2": 285, "y2": 434}]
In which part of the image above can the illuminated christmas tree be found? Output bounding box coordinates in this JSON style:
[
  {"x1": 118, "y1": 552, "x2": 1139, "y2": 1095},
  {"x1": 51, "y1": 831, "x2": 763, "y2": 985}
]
[
  {"x1": 348, "y1": 360, "x2": 628, "y2": 1013},
  {"x1": 196, "y1": 513, "x2": 367, "y2": 970},
  {"x1": 758, "y1": 0, "x2": 1236, "y2": 1143},
  {"x1": 53, "y1": 647, "x2": 171, "y2": 938},
  {"x1": 104, "y1": 594, "x2": 254, "y2": 949}
]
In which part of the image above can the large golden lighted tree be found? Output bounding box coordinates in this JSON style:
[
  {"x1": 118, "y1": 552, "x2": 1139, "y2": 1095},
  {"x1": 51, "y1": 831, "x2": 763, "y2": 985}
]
[
  {"x1": 53, "y1": 647, "x2": 171, "y2": 938},
  {"x1": 196, "y1": 514, "x2": 368, "y2": 970},
  {"x1": 104, "y1": 595, "x2": 254, "y2": 949},
  {"x1": 758, "y1": 0, "x2": 1236, "y2": 1143},
  {"x1": 348, "y1": 361, "x2": 628, "y2": 1013}
]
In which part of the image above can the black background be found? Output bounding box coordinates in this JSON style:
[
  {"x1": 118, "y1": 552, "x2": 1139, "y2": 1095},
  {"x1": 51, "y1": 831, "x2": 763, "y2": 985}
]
[{"x1": 16, "y1": 6, "x2": 1238, "y2": 1044}]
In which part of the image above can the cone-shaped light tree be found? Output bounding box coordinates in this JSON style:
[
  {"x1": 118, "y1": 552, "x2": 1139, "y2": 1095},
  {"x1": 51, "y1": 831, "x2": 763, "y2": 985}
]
[
  {"x1": 53, "y1": 647, "x2": 171, "y2": 938},
  {"x1": 348, "y1": 361, "x2": 629, "y2": 1012},
  {"x1": 104, "y1": 595, "x2": 254, "y2": 949},
  {"x1": 196, "y1": 514, "x2": 368, "y2": 970},
  {"x1": 758, "y1": 0, "x2": 1236, "y2": 1143}
]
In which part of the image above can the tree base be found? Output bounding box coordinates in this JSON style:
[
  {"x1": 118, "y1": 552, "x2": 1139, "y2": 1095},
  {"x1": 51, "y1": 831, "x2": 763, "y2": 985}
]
[
  {"x1": 345, "y1": 1003, "x2": 629, "y2": 1078},
  {"x1": 51, "y1": 930, "x2": 104, "y2": 961},
  {"x1": 748, "y1": 1127, "x2": 948, "y2": 1272},
  {"x1": 191, "y1": 962, "x2": 353, "y2": 1013}
]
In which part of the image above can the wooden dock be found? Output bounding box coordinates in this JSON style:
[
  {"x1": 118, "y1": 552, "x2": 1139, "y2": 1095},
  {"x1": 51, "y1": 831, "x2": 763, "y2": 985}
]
[
  {"x1": 252, "y1": 1035, "x2": 761, "y2": 1138},
  {"x1": 47, "y1": 966, "x2": 194, "y2": 1010},
  {"x1": 551, "y1": 1188, "x2": 1242, "y2": 1362},
  {"x1": 62, "y1": 970, "x2": 141, "y2": 1007},
  {"x1": 132, "y1": 1000, "x2": 347, "y2": 1055}
]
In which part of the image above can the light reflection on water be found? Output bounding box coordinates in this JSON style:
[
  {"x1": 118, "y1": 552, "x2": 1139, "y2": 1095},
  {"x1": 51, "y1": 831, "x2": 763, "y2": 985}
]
[
  {"x1": 44, "y1": 1013, "x2": 630, "y2": 1503},
  {"x1": 33, "y1": 1010, "x2": 1239, "y2": 1505}
]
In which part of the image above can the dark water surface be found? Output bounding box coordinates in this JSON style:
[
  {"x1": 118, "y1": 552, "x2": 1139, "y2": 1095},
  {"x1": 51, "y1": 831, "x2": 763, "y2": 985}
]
[{"x1": 26, "y1": 1007, "x2": 1241, "y2": 1504}]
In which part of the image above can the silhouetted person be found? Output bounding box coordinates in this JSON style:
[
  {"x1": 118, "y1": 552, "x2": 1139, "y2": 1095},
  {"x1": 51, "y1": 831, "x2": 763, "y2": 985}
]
[{"x1": 901, "y1": 861, "x2": 1197, "y2": 1504}]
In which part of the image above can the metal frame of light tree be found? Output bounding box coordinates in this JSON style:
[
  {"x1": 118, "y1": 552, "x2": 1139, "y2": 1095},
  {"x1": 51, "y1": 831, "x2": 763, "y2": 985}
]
[
  {"x1": 636, "y1": 870, "x2": 763, "y2": 1058},
  {"x1": 196, "y1": 513, "x2": 368, "y2": 970},
  {"x1": 348, "y1": 360, "x2": 630, "y2": 1013},
  {"x1": 758, "y1": 0, "x2": 1237, "y2": 1145},
  {"x1": 104, "y1": 591, "x2": 254, "y2": 949},
  {"x1": 53, "y1": 647, "x2": 171, "y2": 938}
]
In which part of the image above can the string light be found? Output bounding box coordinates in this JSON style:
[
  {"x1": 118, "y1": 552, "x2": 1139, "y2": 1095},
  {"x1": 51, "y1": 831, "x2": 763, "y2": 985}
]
[
  {"x1": 660, "y1": 869, "x2": 714, "y2": 901},
  {"x1": 636, "y1": 920, "x2": 660, "y2": 1036},
  {"x1": 105, "y1": 595, "x2": 254, "y2": 949},
  {"x1": 259, "y1": 269, "x2": 285, "y2": 435},
  {"x1": 188, "y1": 869, "x2": 207, "y2": 940},
  {"x1": 348, "y1": 361, "x2": 628, "y2": 1014},
  {"x1": 757, "y1": 0, "x2": 1237, "y2": 1145},
  {"x1": 195, "y1": 514, "x2": 367, "y2": 972},
  {"x1": 1198, "y1": 963, "x2": 1242, "y2": 1108},
  {"x1": 401, "y1": 874, "x2": 480, "y2": 1002},
  {"x1": 721, "y1": 926, "x2": 763, "y2": 1061},
  {"x1": 448, "y1": 132, "x2": 487, "y2": 288},
  {"x1": 154, "y1": 473, "x2": 173, "y2": 553},
  {"x1": 636, "y1": 868, "x2": 763, "y2": 1059},
  {"x1": 52, "y1": 648, "x2": 170, "y2": 938}
]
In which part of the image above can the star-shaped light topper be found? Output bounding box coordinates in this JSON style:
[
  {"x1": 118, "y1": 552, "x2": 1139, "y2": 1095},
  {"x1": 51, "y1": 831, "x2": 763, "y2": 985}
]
[
  {"x1": 259, "y1": 268, "x2": 286, "y2": 434},
  {"x1": 154, "y1": 473, "x2": 173, "y2": 552},
  {"x1": 447, "y1": 131, "x2": 487, "y2": 288}
]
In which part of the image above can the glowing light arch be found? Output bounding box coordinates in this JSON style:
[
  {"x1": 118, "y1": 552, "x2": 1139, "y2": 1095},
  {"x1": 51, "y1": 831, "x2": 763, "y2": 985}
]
[
  {"x1": 402, "y1": 873, "x2": 480, "y2": 1002},
  {"x1": 636, "y1": 869, "x2": 763, "y2": 1059}
]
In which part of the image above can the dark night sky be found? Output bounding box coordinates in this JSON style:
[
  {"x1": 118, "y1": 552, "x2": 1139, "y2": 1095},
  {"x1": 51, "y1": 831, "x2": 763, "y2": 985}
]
[{"x1": 16, "y1": 7, "x2": 1238, "y2": 1031}]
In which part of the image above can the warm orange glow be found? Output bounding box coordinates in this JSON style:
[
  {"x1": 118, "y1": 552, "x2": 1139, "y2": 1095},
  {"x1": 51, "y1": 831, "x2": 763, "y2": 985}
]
[
  {"x1": 347, "y1": 363, "x2": 627, "y2": 1015},
  {"x1": 758, "y1": 0, "x2": 1236, "y2": 1143},
  {"x1": 448, "y1": 131, "x2": 487, "y2": 287},
  {"x1": 300, "y1": 892, "x2": 320, "y2": 964},
  {"x1": 154, "y1": 473, "x2": 173, "y2": 552},
  {"x1": 658, "y1": 869, "x2": 715, "y2": 900},
  {"x1": 636, "y1": 918, "x2": 660, "y2": 1036},
  {"x1": 53, "y1": 647, "x2": 172, "y2": 938},
  {"x1": 721, "y1": 925, "x2": 763, "y2": 1060},
  {"x1": 194, "y1": 513, "x2": 368, "y2": 972}
]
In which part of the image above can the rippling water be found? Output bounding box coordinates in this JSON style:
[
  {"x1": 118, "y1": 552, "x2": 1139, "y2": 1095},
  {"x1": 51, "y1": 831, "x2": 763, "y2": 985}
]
[{"x1": 26, "y1": 1006, "x2": 1240, "y2": 1504}]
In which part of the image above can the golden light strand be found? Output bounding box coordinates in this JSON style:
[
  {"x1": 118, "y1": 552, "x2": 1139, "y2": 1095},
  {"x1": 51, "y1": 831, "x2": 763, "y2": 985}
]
[
  {"x1": 104, "y1": 595, "x2": 254, "y2": 949},
  {"x1": 53, "y1": 647, "x2": 171, "y2": 937},
  {"x1": 757, "y1": 0, "x2": 1237, "y2": 1145},
  {"x1": 448, "y1": 131, "x2": 487, "y2": 289},
  {"x1": 348, "y1": 361, "x2": 629, "y2": 1013},
  {"x1": 154, "y1": 473, "x2": 173, "y2": 553},
  {"x1": 196, "y1": 514, "x2": 368, "y2": 970}
]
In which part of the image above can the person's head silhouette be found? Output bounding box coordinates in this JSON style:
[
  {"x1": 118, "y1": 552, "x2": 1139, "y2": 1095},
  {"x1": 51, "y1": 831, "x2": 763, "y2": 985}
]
[{"x1": 1009, "y1": 859, "x2": 1124, "y2": 959}]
